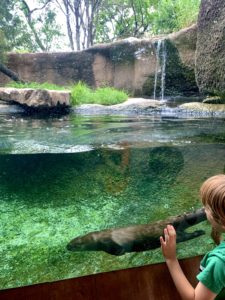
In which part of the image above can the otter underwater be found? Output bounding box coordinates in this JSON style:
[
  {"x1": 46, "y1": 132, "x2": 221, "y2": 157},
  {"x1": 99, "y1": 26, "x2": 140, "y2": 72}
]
[{"x1": 66, "y1": 208, "x2": 206, "y2": 256}]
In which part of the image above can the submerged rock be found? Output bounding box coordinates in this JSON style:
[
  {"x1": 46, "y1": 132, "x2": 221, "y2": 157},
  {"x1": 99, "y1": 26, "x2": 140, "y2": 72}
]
[{"x1": 0, "y1": 87, "x2": 71, "y2": 110}]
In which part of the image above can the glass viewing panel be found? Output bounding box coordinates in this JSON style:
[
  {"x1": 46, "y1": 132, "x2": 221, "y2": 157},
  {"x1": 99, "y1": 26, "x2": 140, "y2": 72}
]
[{"x1": 0, "y1": 112, "x2": 223, "y2": 289}]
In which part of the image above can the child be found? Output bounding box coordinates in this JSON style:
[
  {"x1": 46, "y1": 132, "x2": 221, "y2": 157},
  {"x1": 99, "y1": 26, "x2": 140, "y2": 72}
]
[{"x1": 160, "y1": 174, "x2": 225, "y2": 300}]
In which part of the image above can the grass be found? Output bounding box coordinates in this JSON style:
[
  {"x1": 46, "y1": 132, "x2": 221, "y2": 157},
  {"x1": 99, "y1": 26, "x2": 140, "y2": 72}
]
[
  {"x1": 7, "y1": 81, "x2": 69, "y2": 91},
  {"x1": 71, "y1": 82, "x2": 128, "y2": 106},
  {"x1": 7, "y1": 81, "x2": 129, "y2": 106}
]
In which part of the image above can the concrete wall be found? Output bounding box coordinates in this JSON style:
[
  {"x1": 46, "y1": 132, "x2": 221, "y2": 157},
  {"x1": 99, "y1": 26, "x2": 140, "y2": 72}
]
[{"x1": 0, "y1": 25, "x2": 198, "y2": 97}]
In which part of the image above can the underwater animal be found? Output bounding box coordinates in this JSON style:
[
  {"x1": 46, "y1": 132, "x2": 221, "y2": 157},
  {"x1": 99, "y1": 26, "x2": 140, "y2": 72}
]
[{"x1": 66, "y1": 208, "x2": 206, "y2": 256}]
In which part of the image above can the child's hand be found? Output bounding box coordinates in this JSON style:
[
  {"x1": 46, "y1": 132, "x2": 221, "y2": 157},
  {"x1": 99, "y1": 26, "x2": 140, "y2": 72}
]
[{"x1": 160, "y1": 224, "x2": 177, "y2": 261}]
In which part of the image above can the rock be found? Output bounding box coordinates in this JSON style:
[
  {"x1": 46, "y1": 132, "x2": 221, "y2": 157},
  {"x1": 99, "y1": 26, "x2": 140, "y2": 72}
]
[
  {"x1": 196, "y1": 0, "x2": 225, "y2": 96},
  {"x1": 179, "y1": 102, "x2": 225, "y2": 116},
  {"x1": 73, "y1": 98, "x2": 164, "y2": 115},
  {"x1": 0, "y1": 87, "x2": 71, "y2": 109}
]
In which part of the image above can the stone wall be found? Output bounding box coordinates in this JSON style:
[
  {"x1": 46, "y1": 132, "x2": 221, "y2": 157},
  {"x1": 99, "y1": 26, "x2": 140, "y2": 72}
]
[
  {"x1": 196, "y1": 0, "x2": 225, "y2": 96},
  {"x1": 0, "y1": 25, "x2": 198, "y2": 97}
]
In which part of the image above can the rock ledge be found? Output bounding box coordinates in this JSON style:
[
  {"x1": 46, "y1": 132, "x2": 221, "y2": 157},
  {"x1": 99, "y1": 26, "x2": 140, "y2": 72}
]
[{"x1": 0, "y1": 87, "x2": 70, "y2": 109}]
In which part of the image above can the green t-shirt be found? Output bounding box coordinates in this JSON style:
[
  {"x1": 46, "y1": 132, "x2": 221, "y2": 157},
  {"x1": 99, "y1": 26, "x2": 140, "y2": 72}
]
[{"x1": 197, "y1": 241, "x2": 225, "y2": 300}]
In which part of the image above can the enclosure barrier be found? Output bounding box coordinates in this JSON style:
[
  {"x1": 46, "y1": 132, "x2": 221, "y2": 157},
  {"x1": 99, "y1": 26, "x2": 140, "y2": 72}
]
[{"x1": 0, "y1": 255, "x2": 202, "y2": 300}]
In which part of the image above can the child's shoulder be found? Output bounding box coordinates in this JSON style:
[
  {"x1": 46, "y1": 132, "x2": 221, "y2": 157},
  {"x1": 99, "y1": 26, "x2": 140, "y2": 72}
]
[
  {"x1": 201, "y1": 242, "x2": 225, "y2": 265},
  {"x1": 209, "y1": 241, "x2": 225, "y2": 262}
]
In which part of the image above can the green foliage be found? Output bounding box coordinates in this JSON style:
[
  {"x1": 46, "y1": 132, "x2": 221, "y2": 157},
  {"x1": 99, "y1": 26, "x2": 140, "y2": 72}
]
[
  {"x1": 175, "y1": 0, "x2": 201, "y2": 29},
  {"x1": 71, "y1": 82, "x2": 93, "y2": 104},
  {"x1": 0, "y1": 30, "x2": 8, "y2": 62},
  {"x1": 95, "y1": 0, "x2": 200, "y2": 43},
  {"x1": 71, "y1": 82, "x2": 128, "y2": 106},
  {"x1": 94, "y1": 86, "x2": 129, "y2": 105},
  {"x1": 95, "y1": 0, "x2": 157, "y2": 43},
  {"x1": 40, "y1": 10, "x2": 63, "y2": 51},
  {"x1": 0, "y1": 0, "x2": 63, "y2": 52},
  {"x1": 0, "y1": 0, "x2": 201, "y2": 52},
  {"x1": 152, "y1": 0, "x2": 201, "y2": 34},
  {"x1": 0, "y1": 0, "x2": 32, "y2": 51}
]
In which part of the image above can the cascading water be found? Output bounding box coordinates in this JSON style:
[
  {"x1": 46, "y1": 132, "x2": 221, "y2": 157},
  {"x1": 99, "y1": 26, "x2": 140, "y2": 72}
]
[
  {"x1": 153, "y1": 39, "x2": 167, "y2": 100},
  {"x1": 153, "y1": 40, "x2": 161, "y2": 100}
]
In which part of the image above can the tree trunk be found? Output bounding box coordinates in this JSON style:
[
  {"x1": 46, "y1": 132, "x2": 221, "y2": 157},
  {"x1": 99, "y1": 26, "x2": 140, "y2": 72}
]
[
  {"x1": 0, "y1": 62, "x2": 25, "y2": 83},
  {"x1": 63, "y1": 0, "x2": 75, "y2": 50}
]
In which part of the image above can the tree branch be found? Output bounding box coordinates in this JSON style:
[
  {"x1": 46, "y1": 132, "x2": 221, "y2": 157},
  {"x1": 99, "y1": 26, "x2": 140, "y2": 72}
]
[
  {"x1": 0, "y1": 62, "x2": 25, "y2": 83},
  {"x1": 20, "y1": 0, "x2": 46, "y2": 51}
]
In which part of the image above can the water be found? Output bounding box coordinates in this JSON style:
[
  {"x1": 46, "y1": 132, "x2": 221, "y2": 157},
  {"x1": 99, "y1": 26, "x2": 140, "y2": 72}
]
[
  {"x1": 160, "y1": 40, "x2": 167, "y2": 100},
  {"x1": 153, "y1": 40, "x2": 161, "y2": 100},
  {"x1": 0, "y1": 110, "x2": 224, "y2": 290},
  {"x1": 153, "y1": 39, "x2": 167, "y2": 100}
]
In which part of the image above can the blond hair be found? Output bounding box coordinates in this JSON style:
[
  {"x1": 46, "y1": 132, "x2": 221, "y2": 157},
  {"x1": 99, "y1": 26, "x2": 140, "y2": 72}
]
[{"x1": 200, "y1": 174, "x2": 225, "y2": 244}]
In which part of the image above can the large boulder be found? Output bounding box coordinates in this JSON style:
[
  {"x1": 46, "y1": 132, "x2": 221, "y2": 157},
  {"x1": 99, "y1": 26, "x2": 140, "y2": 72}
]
[
  {"x1": 195, "y1": 0, "x2": 225, "y2": 96},
  {"x1": 0, "y1": 87, "x2": 70, "y2": 110}
]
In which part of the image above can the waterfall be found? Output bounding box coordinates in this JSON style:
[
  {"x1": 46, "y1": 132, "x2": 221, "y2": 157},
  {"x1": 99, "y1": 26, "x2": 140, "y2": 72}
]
[
  {"x1": 153, "y1": 39, "x2": 167, "y2": 100},
  {"x1": 153, "y1": 40, "x2": 161, "y2": 100}
]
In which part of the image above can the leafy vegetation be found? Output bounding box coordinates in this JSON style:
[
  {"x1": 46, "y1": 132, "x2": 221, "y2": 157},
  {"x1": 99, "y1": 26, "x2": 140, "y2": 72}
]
[
  {"x1": 0, "y1": 0, "x2": 62, "y2": 52},
  {"x1": 7, "y1": 81, "x2": 129, "y2": 106},
  {"x1": 0, "y1": 30, "x2": 7, "y2": 63},
  {"x1": 152, "y1": 0, "x2": 201, "y2": 34},
  {"x1": 0, "y1": 0, "x2": 201, "y2": 53}
]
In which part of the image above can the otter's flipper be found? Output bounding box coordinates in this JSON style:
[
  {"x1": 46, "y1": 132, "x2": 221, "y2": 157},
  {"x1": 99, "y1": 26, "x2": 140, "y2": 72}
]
[{"x1": 176, "y1": 230, "x2": 205, "y2": 243}]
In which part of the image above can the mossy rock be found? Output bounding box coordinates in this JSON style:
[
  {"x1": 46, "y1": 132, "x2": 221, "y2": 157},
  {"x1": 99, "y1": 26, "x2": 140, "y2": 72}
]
[
  {"x1": 141, "y1": 39, "x2": 199, "y2": 98},
  {"x1": 163, "y1": 39, "x2": 199, "y2": 97}
]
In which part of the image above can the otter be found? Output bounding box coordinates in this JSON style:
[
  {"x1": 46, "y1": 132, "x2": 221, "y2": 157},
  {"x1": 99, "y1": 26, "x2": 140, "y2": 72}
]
[{"x1": 66, "y1": 208, "x2": 206, "y2": 256}]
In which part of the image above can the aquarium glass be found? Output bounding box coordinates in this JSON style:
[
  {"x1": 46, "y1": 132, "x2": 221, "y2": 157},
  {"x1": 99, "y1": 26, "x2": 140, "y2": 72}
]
[{"x1": 0, "y1": 111, "x2": 224, "y2": 289}]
